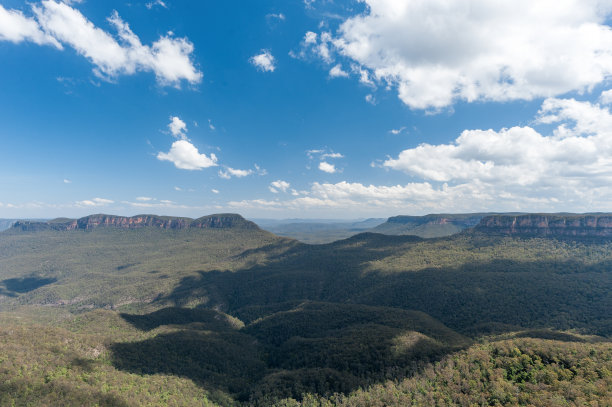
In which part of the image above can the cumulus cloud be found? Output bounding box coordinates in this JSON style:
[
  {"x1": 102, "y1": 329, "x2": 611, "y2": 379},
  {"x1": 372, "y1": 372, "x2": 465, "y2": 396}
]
[
  {"x1": 269, "y1": 180, "x2": 290, "y2": 193},
  {"x1": 0, "y1": 4, "x2": 61, "y2": 48},
  {"x1": 250, "y1": 49, "x2": 276, "y2": 72},
  {"x1": 319, "y1": 161, "x2": 336, "y2": 173},
  {"x1": 168, "y1": 116, "x2": 187, "y2": 139},
  {"x1": 599, "y1": 89, "x2": 612, "y2": 105},
  {"x1": 157, "y1": 140, "x2": 218, "y2": 170},
  {"x1": 77, "y1": 197, "x2": 114, "y2": 206},
  {"x1": 230, "y1": 98, "x2": 612, "y2": 215},
  {"x1": 329, "y1": 64, "x2": 349, "y2": 78},
  {"x1": 383, "y1": 97, "x2": 612, "y2": 207},
  {"x1": 307, "y1": 149, "x2": 344, "y2": 173},
  {"x1": 307, "y1": 0, "x2": 612, "y2": 109},
  {"x1": 1, "y1": 1, "x2": 201, "y2": 86},
  {"x1": 229, "y1": 181, "x2": 487, "y2": 215}
]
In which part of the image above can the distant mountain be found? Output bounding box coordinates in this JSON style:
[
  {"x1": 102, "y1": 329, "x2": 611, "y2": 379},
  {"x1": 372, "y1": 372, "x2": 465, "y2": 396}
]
[
  {"x1": 256, "y1": 218, "x2": 385, "y2": 244},
  {"x1": 10, "y1": 213, "x2": 259, "y2": 232},
  {"x1": 370, "y1": 213, "x2": 496, "y2": 238},
  {"x1": 474, "y1": 213, "x2": 612, "y2": 237},
  {"x1": 0, "y1": 219, "x2": 17, "y2": 231},
  {"x1": 0, "y1": 219, "x2": 50, "y2": 232}
]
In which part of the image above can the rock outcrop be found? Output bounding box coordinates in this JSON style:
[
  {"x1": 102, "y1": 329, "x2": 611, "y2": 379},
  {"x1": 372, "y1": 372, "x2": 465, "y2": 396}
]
[
  {"x1": 10, "y1": 213, "x2": 259, "y2": 232},
  {"x1": 474, "y1": 214, "x2": 612, "y2": 237}
]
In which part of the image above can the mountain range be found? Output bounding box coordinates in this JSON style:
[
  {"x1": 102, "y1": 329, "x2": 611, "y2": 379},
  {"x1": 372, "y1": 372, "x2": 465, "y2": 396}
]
[{"x1": 0, "y1": 212, "x2": 610, "y2": 405}]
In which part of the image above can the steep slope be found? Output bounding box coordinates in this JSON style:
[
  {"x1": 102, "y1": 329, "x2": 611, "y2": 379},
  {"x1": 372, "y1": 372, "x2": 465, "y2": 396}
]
[
  {"x1": 0, "y1": 214, "x2": 290, "y2": 311},
  {"x1": 474, "y1": 213, "x2": 612, "y2": 237},
  {"x1": 0, "y1": 219, "x2": 17, "y2": 232}
]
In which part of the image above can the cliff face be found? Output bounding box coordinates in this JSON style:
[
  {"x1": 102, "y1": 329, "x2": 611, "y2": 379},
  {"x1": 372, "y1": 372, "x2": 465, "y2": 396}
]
[
  {"x1": 474, "y1": 214, "x2": 612, "y2": 237},
  {"x1": 10, "y1": 213, "x2": 259, "y2": 232},
  {"x1": 386, "y1": 214, "x2": 485, "y2": 228}
]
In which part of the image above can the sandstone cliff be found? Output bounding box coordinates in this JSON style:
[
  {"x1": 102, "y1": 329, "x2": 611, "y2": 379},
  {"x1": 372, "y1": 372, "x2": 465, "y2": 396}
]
[
  {"x1": 474, "y1": 214, "x2": 612, "y2": 237},
  {"x1": 10, "y1": 213, "x2": 259, "y2": 232}
]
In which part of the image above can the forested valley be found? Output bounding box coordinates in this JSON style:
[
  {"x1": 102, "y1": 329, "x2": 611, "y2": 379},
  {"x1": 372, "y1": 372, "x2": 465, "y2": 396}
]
[{"x1": 0, "y1": 213, "x2": 610, "y2": 406}]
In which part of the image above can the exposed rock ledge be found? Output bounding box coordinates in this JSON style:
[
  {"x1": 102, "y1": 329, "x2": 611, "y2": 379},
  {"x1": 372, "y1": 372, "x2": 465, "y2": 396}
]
[
  {"x1": 10, "y1": 213, "x2": 259, "y2": 231},
  {"x1": 474, "y1": 214, "x2": 612, "y2": 237}
]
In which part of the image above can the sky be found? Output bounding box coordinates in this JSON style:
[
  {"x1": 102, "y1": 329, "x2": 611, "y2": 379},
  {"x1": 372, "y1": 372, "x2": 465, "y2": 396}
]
[{"x1": 2, "y1": 0, "x2": 612, "y2": 219}]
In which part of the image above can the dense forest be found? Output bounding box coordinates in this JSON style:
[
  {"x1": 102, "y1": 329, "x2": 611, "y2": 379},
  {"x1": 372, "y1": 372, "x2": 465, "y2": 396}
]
[{"x1": 0, "y1": 213, "x2": 610, "y2": 405}]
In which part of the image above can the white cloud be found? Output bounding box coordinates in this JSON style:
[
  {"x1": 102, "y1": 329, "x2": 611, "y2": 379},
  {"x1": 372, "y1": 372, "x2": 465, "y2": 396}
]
[
  {"x1": 17, "y1": 1, "x2": 202, "y2": 86},
  {"x1": 229, "y1": 181, "x2": 486, "y2": 215},
  {"x1": 269, "y1": 180, "x2": 290, "y2": 193},
  {"x1": 208, "y1": 119, "x2": 215, "y2": 130},
  {"x1": 146, "y1": 0, "x2": 167, "y2": 10},
  {"x1": 219, "y1": 167, "x2": 253, "y2": 179},
  {"x1": 329, "y1": 64, "x2": 349, "y2": 78},
  {"x1": 136, "y1": 196, "x2": 154, "y2": 201},
  {"x1": 250, "y1": 49, "x2": 276, "y2": 72},
  {"x1": 296, "y1": 31, "x2": 333, "y2": 63},
  {"x1": 174, "y1": 186, "x2": 182, "y2": 191},
  {"x1": 383, "y1": 97, "x2": 612, "y2": 206},
  {"x1": 600, "y1": 89, "x2": 612, "y2": 105},
  {"x1": 390, "y1": 127, "x2": 406, "y2": 135},
  {"x1": 365, "y1": 94, "x2": 376, "y2": 105},
  {"x1": 77, "y1": 197, "x2": 114, "y2": 207},
  {"x1": 321, "y1": 152, "x2": 344, "y2": 159},
  {"x1": 211, "y1": 189, "x2": 219, "y2": 194},
  {"x1": 168, "y1": 116, "x2": 187, "y2": 139},
  {"x1": 63, "y1": 178, "x2": 71, "y2": 184},
  {"x1": 230, "y1": 98, "x2": 612, "y2": 215},
  {"x1": 307, "y1": 148, "x2": 343, "y2": 160},
  {"x1": 310, "y1": 0, "x2": 612, "y2": 109},
  {"x1": 157, "y1": 140, "x2": 218, "y2": 170},
  {"x1": 304, "y1": 31, "x2": 317, "y2": 44},
  {"x1": 319, "y1": 161, "x2": 336, "y2": 173},
  {"x1": 0, "y1": 4, "x2": 61, "y2": 48}
]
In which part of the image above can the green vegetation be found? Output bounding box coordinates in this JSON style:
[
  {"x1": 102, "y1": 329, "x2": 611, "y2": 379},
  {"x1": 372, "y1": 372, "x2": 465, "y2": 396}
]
[
  {"x1": 285, "y1": 336, "x2": 612, "y2": 406},
  {"x1": 0, "y1": 216, "x2": 611, "y2": 405}
]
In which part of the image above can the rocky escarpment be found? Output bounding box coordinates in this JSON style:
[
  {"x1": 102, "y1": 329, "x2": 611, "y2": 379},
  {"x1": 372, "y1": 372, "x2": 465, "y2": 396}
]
[
  {"x1": 474, "y1": 214, "x2": 612, "y2": 237},
  {"x1": 10, "y1": 213, "x2": 259, "y2": 232},
  {"x1": 385, "y1": 214, "x2": 486, "y2": 228},
  {"x1": 370, "y1": 213, "x2": 492, "y2": 238}
]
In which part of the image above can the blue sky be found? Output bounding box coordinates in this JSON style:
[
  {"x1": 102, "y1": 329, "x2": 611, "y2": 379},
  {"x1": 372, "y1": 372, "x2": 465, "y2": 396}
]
[{"x1": 2, "y1": 0, "x2": 612, "y2": 219}]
